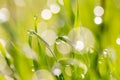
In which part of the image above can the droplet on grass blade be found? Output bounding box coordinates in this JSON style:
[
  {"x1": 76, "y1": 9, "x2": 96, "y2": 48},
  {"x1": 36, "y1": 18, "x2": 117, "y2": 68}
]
[
  {"x1": 103, "y1": 47, "x2": 117, "y2": 61},
  {"x1": 68, "y1": 27, "x2": 95, "y2": 53},
  {"x1": 56, "y1": 41, "x2": 71, "y2": 55}
]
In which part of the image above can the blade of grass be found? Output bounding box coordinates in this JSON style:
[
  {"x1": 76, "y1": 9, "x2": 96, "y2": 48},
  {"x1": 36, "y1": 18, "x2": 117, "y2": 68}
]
[{"x1": 28, "y1": 30, "x2": 57, "y2": 62}]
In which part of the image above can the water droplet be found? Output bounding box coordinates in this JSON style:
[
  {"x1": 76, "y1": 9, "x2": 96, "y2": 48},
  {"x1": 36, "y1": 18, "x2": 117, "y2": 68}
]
[
  {"x1": 50, "y1": 4, "x2": 61, "y2": 14},
  {"x1": 56, "y1": 41, "x2": 71, "y2": 55},
  {"x1": 68, "y1": 27, "x2": 95, "y2": 53},
  {"x1": 94, "y1": 16, "x2": 102, "y2": 24},
  {"x1": 41, "y1": 9, "x2": 52, "y2": 20},
  {"x1": 94, "y1": 6, "x2": 104, "y2": 16}
]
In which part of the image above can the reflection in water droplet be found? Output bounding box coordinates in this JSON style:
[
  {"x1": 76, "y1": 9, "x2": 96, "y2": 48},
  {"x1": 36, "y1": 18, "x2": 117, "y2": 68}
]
[
  {"x1": 41, "y1": 9, "x2": 52, "y2": 20},
  {"x1": 94, "y1": 6, "x2": 104, "y2": 17}
]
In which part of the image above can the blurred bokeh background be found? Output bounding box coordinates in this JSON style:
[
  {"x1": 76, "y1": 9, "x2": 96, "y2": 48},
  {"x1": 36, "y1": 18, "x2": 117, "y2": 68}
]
[{"x1": 0, "y1": 0, "x2": 120, "y2": 80}]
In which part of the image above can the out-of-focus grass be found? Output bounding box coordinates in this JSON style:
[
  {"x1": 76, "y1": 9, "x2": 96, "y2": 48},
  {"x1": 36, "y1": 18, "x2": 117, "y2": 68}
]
[{"x1": 0, "y1": 0, "x2": 120, "y2": 80}]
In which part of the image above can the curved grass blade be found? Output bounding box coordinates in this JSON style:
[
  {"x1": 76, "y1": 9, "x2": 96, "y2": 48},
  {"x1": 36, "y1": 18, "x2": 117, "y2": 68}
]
[{"x1": 28, "y1": 30, "x2": 57, "y2": 62}]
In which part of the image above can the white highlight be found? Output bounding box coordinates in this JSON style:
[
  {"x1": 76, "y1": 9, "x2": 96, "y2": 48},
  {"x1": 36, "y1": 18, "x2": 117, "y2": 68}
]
[
  {"x1": 0, "y1": 8, "x2": 10, "y2": 23},
  {"x1": 94, "y1": 6, "x2": 104, "y2": 16},
  {"x1": 50, "y1": 4, "x2": 61, "y2": 14},
  {"x1": 52, "y1": 68, "x2": 61, "y2": 76},
  {"x1": 94, "y1": 17, "x2": 102, "y2": 24},
  {"x1": 75, "y1": 41, "x2": 84, "y2": 51},
  {"x1": 41, "y1": 9, "x2": 52, "y2": 20},
  {"x1": 116, "y1": 37, "x2": 120, "y2": 45},
  {"x1": 103, "y1": 49, "x2": 108, "y2": 57}
]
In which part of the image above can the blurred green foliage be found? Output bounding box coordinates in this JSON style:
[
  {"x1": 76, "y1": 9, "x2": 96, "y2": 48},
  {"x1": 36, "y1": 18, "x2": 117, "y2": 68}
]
[{"x1": 0, "y1": 0, "x2": 120, "y2": 80}]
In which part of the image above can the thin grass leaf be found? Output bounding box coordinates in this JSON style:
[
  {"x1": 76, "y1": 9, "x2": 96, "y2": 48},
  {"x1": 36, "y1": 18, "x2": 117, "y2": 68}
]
[{"x1": 28, "y1": 30, "x2": 57, "y2": 62}]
